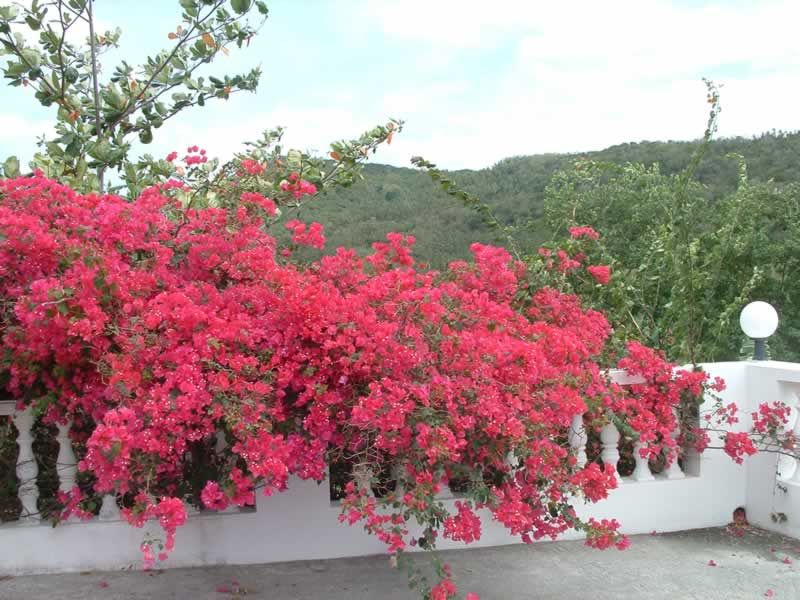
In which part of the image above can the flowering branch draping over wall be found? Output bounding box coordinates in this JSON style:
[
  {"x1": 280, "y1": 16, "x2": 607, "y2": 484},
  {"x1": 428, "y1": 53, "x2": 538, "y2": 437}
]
[{"x1": 1, "y1": 174, "x2": 785, "y2": 599}]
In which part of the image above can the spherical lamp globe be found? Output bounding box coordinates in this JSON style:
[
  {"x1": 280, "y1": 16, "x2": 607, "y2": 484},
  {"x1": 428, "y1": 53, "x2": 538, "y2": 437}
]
[{"x1": 739, "y1": 301, "x2": 779, "y2": 340}]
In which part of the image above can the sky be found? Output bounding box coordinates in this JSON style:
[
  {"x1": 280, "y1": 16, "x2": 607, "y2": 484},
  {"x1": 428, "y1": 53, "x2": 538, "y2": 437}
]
[{"x1": 1, "y1": 0, "x2": 799, "y2": 170}]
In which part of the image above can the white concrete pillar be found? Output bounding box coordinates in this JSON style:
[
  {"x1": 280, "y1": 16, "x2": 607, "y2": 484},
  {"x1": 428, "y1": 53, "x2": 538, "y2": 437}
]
[
  {"x1": 55, "y1": 421, "x2": 77, "y2": 494},
  {"x1": 12, "y1": 406, "x2": 39, "y2": 524},
  {"x1": 352, "y1": 464, "x2": 374, "y2": 498},
  {"x1": 569, "y1": 414, "x2": 588, "y2": 468},
  {"x1": 98, "y1": 494, "x2": 121, "y2": 521},
  {"x1": 632, "y1": 440, "x2": 655, "y2": 482},
  {"x1": 600, "y1": 421, "x2": 622, "y2": 481}
]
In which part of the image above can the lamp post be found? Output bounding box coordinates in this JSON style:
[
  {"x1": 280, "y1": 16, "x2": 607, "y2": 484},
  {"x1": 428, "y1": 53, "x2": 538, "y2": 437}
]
[{"x1": 739, "y1": 301, "x2": 779, "y2": 360}]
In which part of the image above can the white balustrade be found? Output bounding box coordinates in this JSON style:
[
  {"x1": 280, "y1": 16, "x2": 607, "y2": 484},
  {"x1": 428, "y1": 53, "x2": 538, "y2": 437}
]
[
  {"x1": 600, "y1": 421, "x2": 622, "y2": 481},
  {"x1": 506, "y1": 450, "x2": 520, "y2": 474},
  {"x1": 391, "y1": 462, "x2": 405, "y2": 499},
  {"x1": 211, "y1": 429, "x2": 243, "y2": 513},
  {"x1": 663, "y1": 451, "x2": 685, "y2": 479},
  {"x1": 352, "y1": 464, "x2": 374, "y2": 498},
  {"x1": 215, "y1": 430, "x2": 227, "y2": 454},
  {"x1": 568, "y1": 415, "x2": 587, "y2": 468},
  {"x1": 631, "y1": 440, "x2": 655, "y2": 482},
  {"x1": 664, "y1": 416, "x2": 686, "y2": 480},
  {"x1": 434, "y1": 470, "x2": 452, "y2": 499},
  {"x1": 664, "y1": 408, "x2": 686, "y2": 479},
  {"x1": 98, "y1": 494, "x2": 121, "y2": 521},
  {"x1": 55, "y1": 421, "x2": 77, "y2": 494},
  {"x1": 12, "y1": 406, "x2": 40, "y2": 524}
]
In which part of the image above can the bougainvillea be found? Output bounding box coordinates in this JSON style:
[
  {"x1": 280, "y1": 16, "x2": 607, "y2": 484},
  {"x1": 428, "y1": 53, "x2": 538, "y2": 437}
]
[{"x1": 0, "y1": 174, "x2": 763, "y2": 599}]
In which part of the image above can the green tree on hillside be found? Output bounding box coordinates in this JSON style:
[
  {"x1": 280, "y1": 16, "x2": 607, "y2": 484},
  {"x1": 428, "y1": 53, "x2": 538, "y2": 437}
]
[{"x1": 411, "y1": 83, "x2": 800, "y2": 363}]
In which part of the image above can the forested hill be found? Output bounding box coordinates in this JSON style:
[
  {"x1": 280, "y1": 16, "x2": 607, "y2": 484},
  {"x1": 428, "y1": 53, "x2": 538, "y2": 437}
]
[{"x1": 307, "y1": 131, "x2": 800, "y2": 268}]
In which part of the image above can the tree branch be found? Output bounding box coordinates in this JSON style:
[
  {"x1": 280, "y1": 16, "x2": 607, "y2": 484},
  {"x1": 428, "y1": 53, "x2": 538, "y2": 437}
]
[{"x1": 86, "y1": 0, "x2": 104, "y2": 191}]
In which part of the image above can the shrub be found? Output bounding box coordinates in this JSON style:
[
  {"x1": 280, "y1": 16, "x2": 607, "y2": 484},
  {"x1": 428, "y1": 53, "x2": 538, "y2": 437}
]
[{"x1": 0, "y1": 172, "x2": 725, "y2": 599}]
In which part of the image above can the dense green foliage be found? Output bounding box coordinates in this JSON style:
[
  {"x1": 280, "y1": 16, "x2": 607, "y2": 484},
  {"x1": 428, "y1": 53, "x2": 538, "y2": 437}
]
[{"x1": 317, "y1": 130, "x2": 800, "y2": 271}]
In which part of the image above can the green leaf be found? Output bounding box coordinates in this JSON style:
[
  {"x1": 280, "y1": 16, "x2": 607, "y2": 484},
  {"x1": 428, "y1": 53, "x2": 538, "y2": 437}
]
[
  {"x1": 230, "y1": 0, "x2": 250, "y2": 15},
  {"x1": 21, "y1": 48, "x2": 42, "y2": 68},
  {"x1": 4, "y1": 62, "x2": 28, "y2": 77},
  {"x1": 2, "y1": 155, "x2": 20, "y2": 177},
  {"x1": 179, "y1": 0, "x2": 199, "y2": 18},
  {"x1": 287, "y1": 148, "x2": 302, "y2": 169},
  {"x1": 87, "y1": 140, "x2": 113, "y2": 161},
  {"x1": 0, "y1": 6, "x2": 20, "y2": 20}
]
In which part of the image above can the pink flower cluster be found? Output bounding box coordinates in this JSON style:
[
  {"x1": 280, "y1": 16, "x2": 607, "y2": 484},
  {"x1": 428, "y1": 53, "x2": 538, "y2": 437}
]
[
  {"x1": 0, "y1": 173, "x2": 755, "y2": 598},
  {"x1": 587, "y1": 264, "x2": 611, "y2": 285},
  {"x1": 280, "y1": 172, "x2": 317, "y2": 198},
  {"x1": 285, "y1": 219, "x2": 325, "y2": 250},
  {"x1": 584, "y1": 518, "x2": 630, "y2": 550},
  {"x1": 183, "y1": 145, "x2": 208, "y2": 165},
  {"x1": 241, "y1": 158, "x2": 265, "y2": 176},
  {"x1": 569, "y1": 226, "x2": 600, "y2": 241},
  {"x1": 240, "y1": 191, "x2": 277, "y2": 216}
]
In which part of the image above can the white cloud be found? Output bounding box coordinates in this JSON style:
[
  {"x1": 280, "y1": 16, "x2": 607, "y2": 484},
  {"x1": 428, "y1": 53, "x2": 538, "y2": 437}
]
[{"x1": 348, "y1": 0, "x2": 800, "y2": 169}]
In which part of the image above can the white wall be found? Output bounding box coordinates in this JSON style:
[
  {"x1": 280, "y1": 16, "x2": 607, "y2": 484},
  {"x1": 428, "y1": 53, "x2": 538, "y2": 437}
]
[
  {"x1": 0, "y1": 460, "x2": 748, "y2": 576},
  {"x1": 0, "y1": 360, "x2": 790, "y2": 576},
  {"x1": 743, "y1": 362, "x2": 800, "y2": 538}
]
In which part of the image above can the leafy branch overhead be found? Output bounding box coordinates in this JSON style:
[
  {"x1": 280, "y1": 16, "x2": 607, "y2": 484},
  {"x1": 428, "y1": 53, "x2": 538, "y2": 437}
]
[
  {"x1": 0, "y1": 0, "x2": 268, "y2": 191},
  {"x1": 411, "y1": 155, "x2": 522, "y2": 260},
  {"x1": 124, "y1": 119, "x2": 403, "y2": 209}
]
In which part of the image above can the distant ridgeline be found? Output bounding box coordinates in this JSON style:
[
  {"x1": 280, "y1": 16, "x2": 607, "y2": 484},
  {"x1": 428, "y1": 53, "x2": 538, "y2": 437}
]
[{"x1": 311, "y1": 130, "x2": 800, "y2": 269}]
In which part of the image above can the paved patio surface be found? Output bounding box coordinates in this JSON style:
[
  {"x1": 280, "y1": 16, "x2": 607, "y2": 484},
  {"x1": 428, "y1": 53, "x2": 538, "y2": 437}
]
[{"x1": 1, "y1": 526, "x2": 798, "y2": 600}]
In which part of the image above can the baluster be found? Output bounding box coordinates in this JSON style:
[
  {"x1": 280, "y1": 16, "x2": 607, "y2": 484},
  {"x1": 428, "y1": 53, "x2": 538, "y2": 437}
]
[
  {"x1": 664, "y1": 409, "x2": 686, "y2": 480},
  {"x1": 13, "y1": 406, "x2": 40, "y2": 524},
  {"x1": 209, "y1": 430, "x2": 240, "y2": 514},
  {"x1": 664, "y1": 442, "x2": 686, "y2": 480},
  {"x1": 506, "y1": 450, "x2": 520, "y2": 471},
  {"x1": 98, "y1": 494, "x2": 121, "y2": 521},
  {"x1": 391, "y1": 461, "x2": 405, "y2": 500},
  {"x1": 569, "y1": 415, "x2": 588, "y2": 468},
  {"x1": 56, "y1": 421, "x2": 77, "y2": 493},
  {"x1": 435, "y1": 471, "x2": 452, "y2": 500},
  {"x1": 600, "y1": 421, "x2": 622, "y2": 481},
  {"x1": 631, "y1": 440, "x2": 655, "y2": 482},
  {"x1": 215, "y1": 430, "x2": 227, "y2": 454},
  {"x1": 353, "y1": 464, "x2": 374, "y2": 498}
]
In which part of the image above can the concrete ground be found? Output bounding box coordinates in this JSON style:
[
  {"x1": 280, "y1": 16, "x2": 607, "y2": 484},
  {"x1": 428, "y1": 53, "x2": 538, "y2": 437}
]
[{"x1": 1, "y1": 527, "x2": 799, "y2": 600}]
